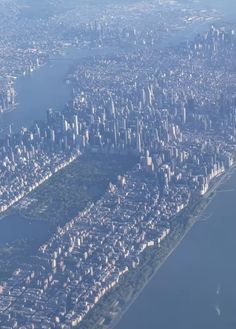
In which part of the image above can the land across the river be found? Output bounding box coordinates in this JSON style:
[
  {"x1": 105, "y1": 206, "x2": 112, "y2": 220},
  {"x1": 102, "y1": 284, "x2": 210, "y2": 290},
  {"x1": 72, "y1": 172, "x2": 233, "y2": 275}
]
[
  {"x1": 0, "y1": 46, "x2": 122, "y2": 136},
  {"x1": 1, "y1": 0, "x2": 235, "y2": 136}
]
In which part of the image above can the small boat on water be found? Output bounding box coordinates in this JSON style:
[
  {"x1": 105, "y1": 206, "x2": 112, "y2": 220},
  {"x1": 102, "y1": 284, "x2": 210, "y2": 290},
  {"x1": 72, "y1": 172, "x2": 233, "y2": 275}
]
[
  {"x1": 215, "y1": 304, "x2": 221, "y2": 317},
  {"x1": 216, "y1": 284, "x2": 221, "y2": 295}
]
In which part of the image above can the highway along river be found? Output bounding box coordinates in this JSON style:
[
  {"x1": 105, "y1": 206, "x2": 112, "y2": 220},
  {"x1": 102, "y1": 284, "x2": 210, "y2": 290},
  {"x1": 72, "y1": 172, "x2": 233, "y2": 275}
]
[
  {"x1": 115, "y1": 2, "x2": 236, "y2": 328},
  {"x1": 115, "y1": 169, "x2": 236, "y2": 329}
]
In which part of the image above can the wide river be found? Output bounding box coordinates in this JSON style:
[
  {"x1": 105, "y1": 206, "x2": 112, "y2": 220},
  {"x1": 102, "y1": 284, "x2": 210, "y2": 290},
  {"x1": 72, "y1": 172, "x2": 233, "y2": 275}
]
[{"x1": 0, "y1": 47, "x2": 112, "y2": 134}]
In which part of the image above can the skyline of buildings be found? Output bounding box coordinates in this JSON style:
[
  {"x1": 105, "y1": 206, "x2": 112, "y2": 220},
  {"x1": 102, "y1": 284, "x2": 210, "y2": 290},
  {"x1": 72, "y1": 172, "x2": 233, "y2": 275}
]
[
  {"x1": 0, "y1": 1, "x2": 235, "y2": 328},
  {"x1": 0, "y1": 23, "x2": 235, "y2": 328}
]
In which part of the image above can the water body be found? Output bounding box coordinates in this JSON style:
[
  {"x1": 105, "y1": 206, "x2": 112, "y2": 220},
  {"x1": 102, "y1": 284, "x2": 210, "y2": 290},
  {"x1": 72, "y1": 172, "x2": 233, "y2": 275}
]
[
  {"x1": 115, "y1": 2, "x2": 236, "y2": 329},
  {"x1": 0, "y1": 53, "x2": 74, "y2": 245},
  {"x1": 0, "y1": 47, "x2": 111, "y2": 134},
  {"x1": 0, "y1": 48, "x2": 86, "y2": 245},
  {"x1": 116, "y1": 171, "x2": 236, "y2": 329},
  {"x1": 0, "y1": 1, "x2": 234, "y2": 135},
  {"x1": 0, "y1": 54, "x2": 70, "y2": 135},
  {"x1": 0, "y1": 214, "x2": 52, "y2": 246},
  {"x1": 0, "y1": 46, "x2": 116, "y2": 244},
  {"x1": 166, "y1": 0, "x2": 236, "y2": 47},
  {"x1": 0, "y1": 0, "x2": 234, "y2": 321},
  {"x1": 196, "y1": 0, "x2": 236, "y2": 21}
]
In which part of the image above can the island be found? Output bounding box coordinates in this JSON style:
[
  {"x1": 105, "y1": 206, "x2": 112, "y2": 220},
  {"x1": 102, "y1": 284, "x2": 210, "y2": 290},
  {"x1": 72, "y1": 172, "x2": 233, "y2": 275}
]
[{"x1": 0, "y1": 1, "x2": 235, "y2": 328}]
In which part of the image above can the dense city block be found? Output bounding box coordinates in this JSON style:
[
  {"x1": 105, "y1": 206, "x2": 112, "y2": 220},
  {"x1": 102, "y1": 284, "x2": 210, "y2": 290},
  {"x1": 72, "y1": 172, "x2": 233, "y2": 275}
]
[
  {"x1": 0, "y1": 0, "x2": 219, "y2": 115},
  {"x1": 0, "y1": 23, "x2": 235, "y2": 328}
]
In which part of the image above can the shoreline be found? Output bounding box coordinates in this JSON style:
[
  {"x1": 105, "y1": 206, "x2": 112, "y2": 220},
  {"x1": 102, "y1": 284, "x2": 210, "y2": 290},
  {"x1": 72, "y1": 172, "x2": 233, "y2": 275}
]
[{"x1": 105, "y1": 164, "x2": 236, "y2": 329}]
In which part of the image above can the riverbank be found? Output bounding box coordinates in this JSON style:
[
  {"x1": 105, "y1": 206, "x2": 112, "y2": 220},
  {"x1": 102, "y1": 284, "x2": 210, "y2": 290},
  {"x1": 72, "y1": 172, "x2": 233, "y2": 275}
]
[
  {"x1": 112, "y1": 167, "x2": 236, "y2": 329},
  {"x1": 77, "y1": 164, "x2": 236, "y2": 329},
  {"x1": 0, "y1": 152, "x2": 138, "y2": 281}
]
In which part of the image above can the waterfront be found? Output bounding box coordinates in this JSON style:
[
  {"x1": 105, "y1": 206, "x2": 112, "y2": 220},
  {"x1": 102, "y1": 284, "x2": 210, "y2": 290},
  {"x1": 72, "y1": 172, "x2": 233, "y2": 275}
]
[
  {"x1": 199, "y1": 0, "x2": 236, "y2": 21},
  {"x1": 0, "y1": 0, "x2": 235, "y2": 136},
  {"x1": 0, "y1": 47, "x2": 117, "y2": 135},
  {"x1": 0, "y1": 214, "x2": 52, "y2": 246},
  {"x1": 114, "y1": 2, "x2": 236, "y2": 329},
  {"x1": 0, "y1": 0, "x2": 235, "y2": 327},
  {"x1": 115, "y1": 169, "x2": 236, "y2": 329},
  {"x1": 0, "y1": 48, "x2": 93, "y2": 135},
  {"x1": 0, "y1": 55, "x2": 71, "y2": 135},
  {"x1": 0, "y1": 48, "x2": 87, "y2": 244}
]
